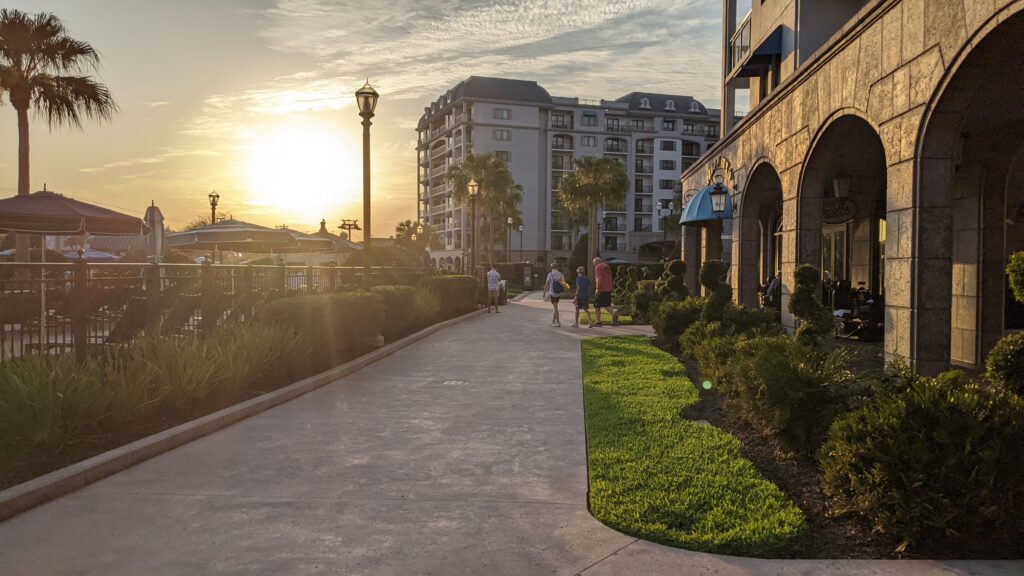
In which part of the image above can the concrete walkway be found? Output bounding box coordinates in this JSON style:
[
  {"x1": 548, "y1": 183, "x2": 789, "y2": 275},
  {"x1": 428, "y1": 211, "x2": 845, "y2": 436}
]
[{"x1": 0, "y1": 294, "x2": 1019, "y2": 575}]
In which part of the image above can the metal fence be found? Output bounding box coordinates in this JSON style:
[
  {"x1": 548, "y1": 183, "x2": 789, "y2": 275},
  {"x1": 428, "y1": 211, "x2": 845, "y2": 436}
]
[{"x1": 0, "y1": 262, "x2": 435, "y2": 362}]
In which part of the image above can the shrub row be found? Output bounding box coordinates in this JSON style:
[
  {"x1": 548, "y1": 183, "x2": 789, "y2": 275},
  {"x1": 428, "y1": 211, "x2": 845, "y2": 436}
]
[
  {"x1": 0, "y1": 324, "x2": 301, "y2": 477},
  {"x1": 419, "y1": 275, "x2": 478, "y2": 319}
]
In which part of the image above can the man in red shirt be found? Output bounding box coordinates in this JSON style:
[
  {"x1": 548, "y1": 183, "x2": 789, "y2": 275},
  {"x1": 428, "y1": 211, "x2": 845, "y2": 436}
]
[{"x1": 592, "y1": 257, "x2": 613, "y2": 327}]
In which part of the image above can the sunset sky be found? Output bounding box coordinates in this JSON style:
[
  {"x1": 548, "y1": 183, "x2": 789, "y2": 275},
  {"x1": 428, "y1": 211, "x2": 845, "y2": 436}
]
[{"x1": 0, "y1": 0, "x2": 729, "y2": 237}]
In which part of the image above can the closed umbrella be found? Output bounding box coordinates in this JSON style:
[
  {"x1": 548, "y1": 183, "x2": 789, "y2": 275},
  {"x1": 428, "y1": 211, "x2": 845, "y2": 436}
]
[{"x1": 166, "y1": 219, "x2": 334, "y2": 257}]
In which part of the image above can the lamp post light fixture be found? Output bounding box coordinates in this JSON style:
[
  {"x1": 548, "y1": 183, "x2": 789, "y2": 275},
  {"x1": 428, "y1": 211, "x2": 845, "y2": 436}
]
[
  {"x1": 467, "y1": 178, "x2": 480, "y2": 272},
  {"x1": 355, "y1": 80, "x2": 379, "y2": 253},
  {"x1": 658, "y1": 199, "x2": 677, "y2": 261},
  {"x1": 709, "y1": 173, "x2": 728, "y2": 215},
  {"x1": 506, "y1": 216, "x2": 514, "y2": 262},
  {"x1": 832, "y1": 173, "x2": 852, "y2": 198},
  {"x1": 208, "y1": 190, "x2": 220, "y2": 224},
  {"x1": 518, "y1": 224, "x2": 524, "y2": 263}
]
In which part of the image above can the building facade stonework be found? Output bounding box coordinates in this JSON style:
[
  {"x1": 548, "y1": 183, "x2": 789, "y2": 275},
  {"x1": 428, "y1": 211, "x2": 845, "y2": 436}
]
[{"x1": 681, "y1": 0, "x2": 1024, "y2": 373}]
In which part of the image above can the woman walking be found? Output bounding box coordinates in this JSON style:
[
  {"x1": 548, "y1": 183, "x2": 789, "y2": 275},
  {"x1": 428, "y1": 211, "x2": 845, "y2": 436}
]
[{"x1": 544, "y1": 261, "x2": 566, "y2": 327}]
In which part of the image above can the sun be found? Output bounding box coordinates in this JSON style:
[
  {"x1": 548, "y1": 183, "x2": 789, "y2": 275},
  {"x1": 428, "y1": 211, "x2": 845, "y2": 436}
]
[{"x1": 239, "y1": 121, "x2": 360, "y2": 225}]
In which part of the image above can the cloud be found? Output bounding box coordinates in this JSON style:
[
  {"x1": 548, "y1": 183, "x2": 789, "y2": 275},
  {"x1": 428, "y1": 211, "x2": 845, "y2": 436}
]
[
  {"x1": 78, "y1": 148, "x2": 219, "y2": 173},
  {"x1": 146, "y1": 101, "x2": 171, "y2": 108}
]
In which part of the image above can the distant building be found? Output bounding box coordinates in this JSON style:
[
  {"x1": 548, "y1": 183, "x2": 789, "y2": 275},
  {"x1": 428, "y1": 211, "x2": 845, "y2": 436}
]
[
  {"x1": 416, "y1": 77, "x2": 720, "y2": 271},
  {"x1": 680, "y1": 0, "x2": 1024, "y2": 373}
]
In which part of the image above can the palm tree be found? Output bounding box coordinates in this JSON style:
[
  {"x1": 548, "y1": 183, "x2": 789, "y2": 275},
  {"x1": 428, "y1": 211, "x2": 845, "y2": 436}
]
[
  {"x1": 447, "y1": 153, "x2": 520, "y2": 267},
  {"x1": 0, "y1": 9, "x2": 117, "y2": 260},
  {"x1": 394, "y1": 219, "x2": 435, "y2": 255},
  {"x1": 556, "y1": 156, "x2": 629, "y2": 277}
]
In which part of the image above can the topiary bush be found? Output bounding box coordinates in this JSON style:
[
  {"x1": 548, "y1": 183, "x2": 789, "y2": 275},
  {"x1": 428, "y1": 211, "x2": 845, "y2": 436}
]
[
  {"x1": 1008, "y1": 251, "x2": 1024, "y2": 304},
  {"x1": 788, "y1": 264, "x2": 834, "y2": 346},
  {"x1": 679, "y1": 320, "x2": 741, "y2": 387},
  {"x1": 986, "y1": 332, "x2": 1024, "y2": 395},
  {"x1": 631, "y1": 280, "x2": 660, "y2": 322},
  {"x1": 722, "y1": 303, "x2": 785, "y2": 336},
  {"x1": 655, "y1": 259, "x2": 688, "y2": 301},
  {"x1": 819, "y1": 371, "x2": 1024, "y2": 555},
  {"x1": 652, "y1": 297, "x2": 704, "y2": 346},
  {"x1": 699, "y1": 260, "x2": 731, "y2": 322}
]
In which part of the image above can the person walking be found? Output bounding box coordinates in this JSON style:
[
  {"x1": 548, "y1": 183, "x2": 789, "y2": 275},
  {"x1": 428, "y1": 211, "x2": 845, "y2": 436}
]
[
  {"x1": 486, "y1": 264, "x2": 501, "y2": 313},
  {"x1": 592, "y1": 257, "x2": 613, "y2": 327},
  {"x1": 572, "y1": 265, "x2": 591, "y2": 328},
  {"x1": 543, "y1": 261, "x2": 566, "y2": 327}
]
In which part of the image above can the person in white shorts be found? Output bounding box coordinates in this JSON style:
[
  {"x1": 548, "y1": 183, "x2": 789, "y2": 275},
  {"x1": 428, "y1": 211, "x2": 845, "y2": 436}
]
[
  {"x1": 544, "y1": 261, "x2": 566, "y2": 327},
  {"x1": 486, "y1": 264, "x2": 501, "y2": 313}
]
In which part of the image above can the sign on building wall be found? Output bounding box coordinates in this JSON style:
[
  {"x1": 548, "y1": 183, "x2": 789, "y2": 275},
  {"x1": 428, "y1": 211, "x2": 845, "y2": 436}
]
[{"x1": 822, "y1": 198, "x2": 856, "y2": 224}]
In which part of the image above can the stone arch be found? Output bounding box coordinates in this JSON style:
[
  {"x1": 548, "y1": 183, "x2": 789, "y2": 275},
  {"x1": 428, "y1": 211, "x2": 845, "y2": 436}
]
[
  {"x1": 912, "y1": 3, "x2": 1024, "y2": 371},
  {"x1": 796, "y1": 112, "x2": 888, "y2": 342},
  {"x1": 736, "y1": 158, "x2": 784, "y2": 308}
]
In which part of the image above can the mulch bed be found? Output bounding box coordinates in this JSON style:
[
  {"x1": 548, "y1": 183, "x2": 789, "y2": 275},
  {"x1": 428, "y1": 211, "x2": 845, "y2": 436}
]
[{"x1": 665, "y1": 340, "x2": 898, "y2": 559}]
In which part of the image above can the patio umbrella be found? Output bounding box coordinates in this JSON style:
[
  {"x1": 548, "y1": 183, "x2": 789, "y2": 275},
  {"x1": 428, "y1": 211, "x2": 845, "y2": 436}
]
[{"x1": 0, "y1": 187, "x2": 150, "y2": 350}]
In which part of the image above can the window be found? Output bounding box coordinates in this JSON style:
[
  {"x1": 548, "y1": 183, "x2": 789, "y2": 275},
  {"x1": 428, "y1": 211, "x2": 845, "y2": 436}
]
[
  {"x1": 689, "y1": 101, "x2": 702, "y2": 113},
  {"x1": 639, "y1": 97, "x2": 651, "y2": 109},
  {"x1": 665, "y1": 99, "x2": 676, "y2": 111},
  {"x1": 495, "y1": 151, "x2": 511, "y2": 162},
  {"x1": 659, "y1": 160, "x2": 676, "y2": 171},
  {"x1": 552, "y1": 135, "x2": 571, "y2": 149},
  {"x1": 682, "y1": 122, "x2": 695, "y2": 134},
  {"x1": 582, "y1": 113, "x2": 597, "y2": 127},
  {"x1": 581, "y1": 135, "x2": 597, "y2": 147},
  {"x1": 551, "y1": 114, "x2": 571, "y2": 128},
  {"x1": 660, "y1": 140, "x2": 676, "y2": 151},
  {"x1": 631, "y1": 119, "x2": 646, "y2": 130},
  {"x1": 606, "y1": 117, "x2": 621, "y2": 131},
  {"x1": 662, "y1": 119, "x2": 676, "y2": 131},
  {"x1": 681, "y1": 141, "x2": 701, "y2": 156},
  {"x1": 659, "y1": 179, "x2": 675, "y2": 190},
  {"x1": 493, "y1": 108, "x2": 510, "y2": 120},
  {"x1": 493, "y1": 128, "x2": 511, "y2": 141}
]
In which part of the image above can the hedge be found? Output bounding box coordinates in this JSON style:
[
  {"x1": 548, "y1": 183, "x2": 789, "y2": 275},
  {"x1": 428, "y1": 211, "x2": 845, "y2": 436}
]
[
  {"x1": 370, "y1": 285, "x2": 418, "y2": 342},
  {"x1": 420, "y1": 275, "x2": 478, "y2": 319}
]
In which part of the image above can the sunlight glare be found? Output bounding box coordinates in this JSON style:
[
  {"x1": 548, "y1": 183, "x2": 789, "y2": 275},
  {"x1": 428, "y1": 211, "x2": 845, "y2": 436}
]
[{"x1": 240, "y1": 121, "x2": 359, "y2": 225}]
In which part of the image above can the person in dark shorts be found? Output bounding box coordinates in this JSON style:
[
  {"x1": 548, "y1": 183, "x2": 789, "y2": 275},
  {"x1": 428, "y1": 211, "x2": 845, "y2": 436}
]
[
  {"x1": 572, "y1": 266, "x2": 591, "y2": 328},
  {"x1": 544, "y1": 261, "x2": 566, "y2": 327},
  {"x1": 592, "y1": 257, "x2": 613, "y2": 327}
]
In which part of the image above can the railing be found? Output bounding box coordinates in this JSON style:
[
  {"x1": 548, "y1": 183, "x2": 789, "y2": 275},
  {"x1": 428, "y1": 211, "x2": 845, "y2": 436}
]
[
  {"x1": 636, "y1": 185, "x2": 653, "y2": 194},
  {"x1": 604, "y1": 144, "x2": 628, "y2": 153},
  {"x1": 430, "y1": 146, "x2": 448, "y2": 159},
  {"x1": 551, "y1": 118, "x2": 573, "y2": 129},
  {"x1": 551, "y1": 139, "x2": 573, "y2": 151},
  {"x1": 0, "y1": 263, "x2": 435, "y2": 362},
  {"x1": 730, "y1": 12, "x2": 752, "y2": 72},
  {"x1": 636, "y1": 144, "x2": 654, "y2": 154},
  {"x1": 636, "y1": 162, "x2": 653, "y2": 174}
]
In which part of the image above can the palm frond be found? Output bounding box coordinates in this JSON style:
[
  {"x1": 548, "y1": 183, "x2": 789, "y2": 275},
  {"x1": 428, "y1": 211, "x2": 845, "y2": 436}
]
[{"x1": 32, "y1": 73, "x2": 117, "y2": 129}]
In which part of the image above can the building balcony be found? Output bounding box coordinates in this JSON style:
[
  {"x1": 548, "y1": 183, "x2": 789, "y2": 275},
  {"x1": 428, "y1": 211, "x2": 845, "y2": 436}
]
[
  {"x1": 551, "y1": 118, "x2": 574, "y2": 129},
  {"x1": 636, "y1": 144, "x2": 654, "y2": 155},
  {"x1": 604, "y1": 144, "x2": 628, "y2": 154},
  {"x1": 635, "y1": 185, "x2": 653, "y2": 194},
  {"x1": 430, "y1": 146, "x2": 448, "y2": 159},
  {"x1": 551, "y1": 141, "x2": 574, "y2": 151},
  {"x1": 635, "y1": 162, "x2": 653, "y2": 174},
  {"x1": 729, "y1": 12, "x2": 752, "y2": 74}
]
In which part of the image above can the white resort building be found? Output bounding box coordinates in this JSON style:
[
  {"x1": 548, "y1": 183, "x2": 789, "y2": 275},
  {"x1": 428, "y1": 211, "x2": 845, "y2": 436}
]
[{"x1": 416, "y1": 77, "x2": 721, "y2": 270}]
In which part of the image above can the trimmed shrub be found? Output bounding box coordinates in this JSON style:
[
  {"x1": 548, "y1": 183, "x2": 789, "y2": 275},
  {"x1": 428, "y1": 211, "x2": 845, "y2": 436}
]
[
  {"x1": 699, "y1": 260, "x2": 731, "y2": 322},
  {"x1": 819, "y1": 371, "x2": 1024, "y2": 554},
  {"x1": 719, "y1": 336, "x2": 859, "y2": 454},
  {"x1": 420, "y1": 275, "x2": 478, "y2": 318},
  {"x1": 631, "y1": 280, "x2": 660, "y2": 322},
  {"x1": 986, "y1": 332, "x2": 1024, "y2": 395},
  {"x1": 722, "y1": 303, "x2": 784, "y2": 336},
  {"x1": 680, "y1": 321, "x2": 741, "y2": 384},
  {"x1": 1008, "y1": 251, "x2": 1024, "y2": 304},
  {"x1": 652, "y1": 297, "x2": 704, "y2": 346},
  {"x1": 259, "y1": 291, "x2": 385, "y2": 370},
  {"x1": 371, "y1": 285, "x2": 418, "y2": 342},
  {"x1": 788, "y1": 264, "x2": 833, "y2": 346},
  {"x1": 412, "y1": 289, "x2": 441, "y2": 329},
  {"x1": 655, "y1": 259, "x2": 688, "y2": 301}
]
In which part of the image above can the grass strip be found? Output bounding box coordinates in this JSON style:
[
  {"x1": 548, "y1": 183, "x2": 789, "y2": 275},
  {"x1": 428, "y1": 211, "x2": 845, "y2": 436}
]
[{"x1": 582, "y1": 335, "x2": 805, "y2": 557}]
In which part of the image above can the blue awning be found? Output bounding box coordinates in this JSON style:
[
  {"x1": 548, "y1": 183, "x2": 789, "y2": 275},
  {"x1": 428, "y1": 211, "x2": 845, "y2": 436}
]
[
  {"x1": 680, "y1": 184, "x2": 733, "y2": 225},
  {"x1": 734, "y1": 25, "x2": 783, "y2": 78}
]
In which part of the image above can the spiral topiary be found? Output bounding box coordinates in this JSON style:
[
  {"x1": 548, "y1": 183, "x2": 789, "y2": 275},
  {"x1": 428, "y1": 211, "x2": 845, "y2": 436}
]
[
  {"x1": 699, "y1": 260, "x2": 731, "y2": 322},
  {"x1": 788, "y1": 264, "x2": 834, "y2": 346},
  {"x1": 985, "y1": 252, "x2": 1024, "y2": 393},
  {"x1": 1008, "y1": 252, "x2": 1024, "y2": 305},
  {"x1": 655, "y1": 259, "x2": 688, "y2": 301}
]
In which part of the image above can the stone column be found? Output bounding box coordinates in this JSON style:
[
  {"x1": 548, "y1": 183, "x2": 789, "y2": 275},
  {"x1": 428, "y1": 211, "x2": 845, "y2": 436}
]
[
  {"x1": 682, "y1": 225, "x2": 701, "y2": 297},
  {"x1": 702, "y1": 220, "x2": 723, "y2": 262}
]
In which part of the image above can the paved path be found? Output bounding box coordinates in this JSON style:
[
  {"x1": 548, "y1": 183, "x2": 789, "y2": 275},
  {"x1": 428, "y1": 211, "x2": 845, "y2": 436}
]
[{"x1": 0, "y1": 294, "x2": 1019, "y2": 575}]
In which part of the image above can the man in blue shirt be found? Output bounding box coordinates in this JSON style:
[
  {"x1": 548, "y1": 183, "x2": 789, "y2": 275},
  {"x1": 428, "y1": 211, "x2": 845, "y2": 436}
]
[{"x1": 572, "y1": 266, "x2": 592, "y2": 328}]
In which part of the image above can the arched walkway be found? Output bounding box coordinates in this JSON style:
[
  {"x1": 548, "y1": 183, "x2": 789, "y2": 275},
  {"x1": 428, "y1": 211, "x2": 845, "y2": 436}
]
[
  {"x1": 737, "y1": 162, "x2": 783, "y2": 308},
  {"x1": 797, "y1": 115, "x2": 888, "y2": 342},
  {"x1": 916, "y1": 8, "x2": 1024, "y2": 369}
]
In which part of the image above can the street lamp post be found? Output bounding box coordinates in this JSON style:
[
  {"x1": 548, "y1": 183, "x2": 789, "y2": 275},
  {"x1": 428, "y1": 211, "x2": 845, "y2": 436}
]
[
  {"x1": 658, "y1": 200, "x2": 677, "y2": 261},
  {"x1": 338, "y1": 219, "x2": 361, "y2": 240},
  {"x1": 467, "y1": 178, "x2": 480, "y2": 273},
  {"x1": 208, "y1": 190, "x2": 220, "y2": 224},
  {"x1": 355, "y1": 80, "x2": 379, "y2": 253},
  {"x1": 506, "y1": 216, "x2": 513, "y2": 262},
  {"x1": 518, "y1": 224, "x2": 524, "y2": 263}
]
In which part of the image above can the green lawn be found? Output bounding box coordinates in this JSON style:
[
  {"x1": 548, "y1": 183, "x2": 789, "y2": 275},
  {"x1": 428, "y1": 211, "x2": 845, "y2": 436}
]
[{"x1": 582, "y1": 336, "x2": 805, "y2": 557}]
